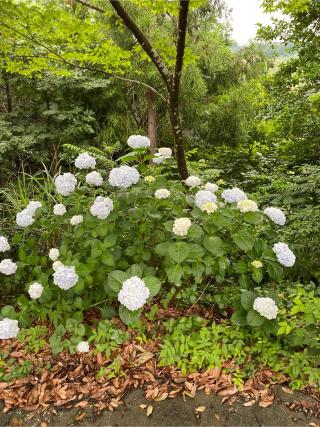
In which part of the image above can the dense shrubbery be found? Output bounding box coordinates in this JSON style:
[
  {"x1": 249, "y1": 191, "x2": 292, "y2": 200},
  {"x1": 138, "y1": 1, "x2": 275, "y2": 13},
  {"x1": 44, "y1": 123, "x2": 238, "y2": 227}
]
[{"x1": 0, "y1": 136, "x2": 299, "y2": 348}]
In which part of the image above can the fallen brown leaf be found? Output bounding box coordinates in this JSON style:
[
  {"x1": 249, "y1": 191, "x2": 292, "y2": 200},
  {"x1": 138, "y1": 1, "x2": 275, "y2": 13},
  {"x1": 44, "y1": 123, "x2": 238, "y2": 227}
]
[
  {"x1": 195, "y1": 406, "x2": 207, "y2": 413},
  {"x1": 147, "y1": 405, "x2": 153, "y2": 417},
  {"x1": 243, "y1": 400, "x2": 256, "y2": 407},
  {"x1": 281, "y1": 386, "x2": 294, "y2": 395}
]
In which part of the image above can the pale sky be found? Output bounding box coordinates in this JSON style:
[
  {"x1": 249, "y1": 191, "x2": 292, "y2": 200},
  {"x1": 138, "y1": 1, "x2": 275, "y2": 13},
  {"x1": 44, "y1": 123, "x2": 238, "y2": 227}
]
[{"x1": 224, "y1": 0, "x2": 275, "y2": 45}]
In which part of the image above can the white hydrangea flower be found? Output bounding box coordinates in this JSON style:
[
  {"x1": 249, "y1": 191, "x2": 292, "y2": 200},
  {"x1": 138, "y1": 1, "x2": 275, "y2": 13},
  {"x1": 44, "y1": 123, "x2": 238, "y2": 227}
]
[
  {"x1": 273, "y1": 242, "x2": 296, "y2": 267},
  {"x1": 90, "y1": 196, "x2": 113, "y2": 220},
  {"x1": 237, "y1": 199, "x2": 259, "y2": 213},
  {"x1": 85, "y1": 171, "x2": 103, "y2": 187},
  {"x1": 53, "y1": 265, "x2": 79, "y2": 290},
  {"x1": 154, "y1": 189, "x2": 171, "y2": 199},
  {"x1": 0, "y1": 318, "x2": 20, "y2": 339},
  {"x1": 49, "y1": 248, "x2": 59, "y2": 261},
  {"x1": 221, "y1": 187, "x2": 247, "y2": 203},
  {"x1": 264, "y1": 207, "x2": 286, "y2": 226},
  {"x1": 28, "y1": 282, "x2": 44, "y2": 299},
  {"x1": 251, "y1": 260, "x2": 263, "y2": 269},
  {"x1": 55, "y1": 173, "x2": 77, "y2": 196},
  {"x1": 152, "y1": 147, "x2": 172, "y2": 164},
  {"x1": 0, "y1": 236, "x2": 10, "y2": 253},
  {"x1": 152, "y1": 153, "x2": 164, "y2": 164},
  {"x1": 127, "y1": 135, "x2": 150, "y2": 149},
  {"x1": 109, "y1": 166, "x2": 140, "y2": 188},
  {"x1": 253, "y1": 297, "x2": 278, "y2": 320},
  {"x1": 70, "y1": 215, "x2": 83, "y2": 226},
  {"x1": 144, "y1": 175, "x2": 155, "y2": 183},
  {"x1": 53, "y1": 203, "x2": 67, "y2": 216},
  {"x1": 185, "y1": 176, "x2": 201, "y2": 187},
  {"x1": 173, "y1": 218, "x2": 192, "y2": 236},
  {"x1": 74, "y1": 152, "x2": 96, "y2": 169},
  {"x1": 52, "y1": 260, "x2": 64, "y2": 272},
  {"x1": 0, "y1": 259, "x2": 17, "y2": 275},
  {"x1": 201, "y1": 202, "x2": 218, "y2": 213},
  {"x1": 16, "y1": 209, "x2": 34, "y2": 228},
  {"x1": 158, "y1": 147, "x2": 172, "y2": 158},
  {"x1": 195, "y1": 190, "x2": 217, "y2": 208},
  {"x1": 77, "y1": 341, "x2": 90, "y2": 353},
  {"x1": 26, "y1": 201, "x2": 42, "y2": 215},
  {"x1": 118, "y1": 276, "x2": 150, "y2": 311},
  {"x1": 204, "y1": 182, "x2": 218, "y2": 193}
]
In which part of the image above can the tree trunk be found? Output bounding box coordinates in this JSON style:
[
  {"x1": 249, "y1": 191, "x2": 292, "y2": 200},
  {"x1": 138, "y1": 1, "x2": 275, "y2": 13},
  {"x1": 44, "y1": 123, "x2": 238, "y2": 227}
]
[
  {"x1": 147, "y1": 88, "x2": 157, "y2": 154},
  {"x1": 169, "y1": 94, "x2": 188, "y2": 180}
]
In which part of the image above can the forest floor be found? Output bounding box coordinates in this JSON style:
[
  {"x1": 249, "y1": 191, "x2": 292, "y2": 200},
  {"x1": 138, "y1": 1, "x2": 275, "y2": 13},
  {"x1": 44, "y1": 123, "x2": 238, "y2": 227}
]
[{"x1": 1, "y1": 386, "x2": 320, "y2": 426}]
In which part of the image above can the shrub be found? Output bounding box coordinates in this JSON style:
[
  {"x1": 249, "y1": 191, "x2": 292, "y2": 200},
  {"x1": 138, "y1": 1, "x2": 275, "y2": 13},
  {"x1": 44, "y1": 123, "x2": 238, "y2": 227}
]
[{"x1": 0, "y1": 136, "x2": 299, "y2": 351}]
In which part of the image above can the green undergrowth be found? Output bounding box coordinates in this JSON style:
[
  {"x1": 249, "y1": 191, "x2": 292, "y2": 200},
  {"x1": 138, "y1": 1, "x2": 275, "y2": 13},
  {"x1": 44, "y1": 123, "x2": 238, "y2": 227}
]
[
  {"x1": 0, "y1": 283, "x2": 319, "y2": 390},
  {"x1": 159, "y1": 316, "x2": 319, "y2": 390}
]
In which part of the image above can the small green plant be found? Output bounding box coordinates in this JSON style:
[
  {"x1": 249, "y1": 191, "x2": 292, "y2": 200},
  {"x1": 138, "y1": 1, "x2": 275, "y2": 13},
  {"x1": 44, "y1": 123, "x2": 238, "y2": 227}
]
[
  {"x1": 17, "y1": 325, "x2": 48, "y2": 354},
  {"x1": 88, "y1": 320, "x2": 129, "y2": 357}
]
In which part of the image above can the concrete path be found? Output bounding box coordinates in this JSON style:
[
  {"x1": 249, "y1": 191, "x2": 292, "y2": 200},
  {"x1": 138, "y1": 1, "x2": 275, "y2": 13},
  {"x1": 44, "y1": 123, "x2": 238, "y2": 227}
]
[{"x1": 1, "y1": 387, "x2": 319, "y2": 426}]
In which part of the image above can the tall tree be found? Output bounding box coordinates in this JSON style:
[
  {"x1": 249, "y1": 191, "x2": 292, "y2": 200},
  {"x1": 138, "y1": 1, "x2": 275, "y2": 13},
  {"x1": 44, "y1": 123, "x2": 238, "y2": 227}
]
[{"x1": 75, "y1": 0, "x2": 190, "y2": 178}]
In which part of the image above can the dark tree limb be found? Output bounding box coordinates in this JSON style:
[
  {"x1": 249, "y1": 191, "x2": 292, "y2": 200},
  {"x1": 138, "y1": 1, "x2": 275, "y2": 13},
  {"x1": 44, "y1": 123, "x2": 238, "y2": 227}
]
[
  {"x1": 108, "y1": 0, "x2": 171, "y2": 88},
  {"x1": 173, "y1": 0, "x2": 190, "y2": 96}
]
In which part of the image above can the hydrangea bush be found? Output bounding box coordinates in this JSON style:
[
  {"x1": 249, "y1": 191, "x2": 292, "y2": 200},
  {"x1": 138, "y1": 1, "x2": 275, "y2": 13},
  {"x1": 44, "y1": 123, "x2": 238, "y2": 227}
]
[{"x1": 0, "y1": 136, "x2": 297, "y2": 345}]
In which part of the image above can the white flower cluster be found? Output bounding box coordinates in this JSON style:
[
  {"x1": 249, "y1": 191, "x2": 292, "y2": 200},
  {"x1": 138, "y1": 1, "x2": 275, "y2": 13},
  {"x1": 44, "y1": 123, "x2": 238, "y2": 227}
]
[
  {"x1": 237, "y1": 199, "x2": 259, "y2": 213},
  {"x1": 28, "y1": 282, "x2": 44, "y2": 299},
  {"x1": 0, "y1": 236, "x2": 10, "y2": 253},
  {"x1": 154, "y1": 189, "x2": 171, "y2": 199},
  {"x1": 173, "y1": 217, "x2": 192, "y2": 236},
  {"x1": 90, "y1": 196, "x2": 113, "y2": 219},
  {"x1": 49, "y1": 248, "x2": 59, "y2": 261},
  {"x1": 273, "y1": 242, "x2": 296, "y2": 267},
  {"x1": 16, "y1": 210, "x2": 34, "y2": 228},
  {"x1": 55, "y1": 173, "x2": 77, "y2": 196},
  {"x1": 26, "y1": 201, "x2": 42, "y2": 215},
  {"x1": 0, "y1": 318, "x2": 20, "y2": 339},
  {"x1": 77, "y1": 341, "x2": 90, "y2": 353},
  {"x1": 144, "y1": 176, "x2": 155, "y2": 183},
  {"x1": 253, "y1": 297, "x2": 278, "y2": 320},
  {"x1": 204, "y1": 182, "x2": 218, "y2": 193},
  {"x1": 53, "y1": 265, "x2": 79, "y2": 290},
  {"x1": 86, "y1": 171, "x2": 103, "y2": 187},
  {"x1": 195, "y1": 190, "x2": 217, "y2": 208},
  {"x1": 201, "y1": 202, "x2": 218, "y2": 213},
  {"x1": 185, "y1": 176, "x2": 201, "y2": 187},
  {"x1": 16, "y1": 200, "x2": 42, "y2": 228},
  {"x1": 75, "y1": 153, "x2": 96, "y2": 169},
  {"x1": 53, "y1": 260, "x2": 63, "y2": 271},
  {"x1": 0, "y1": 259, "x2": 17, "y2": 275},
  {"x1": 152, "y1": 147, "x2": 172, "y2": 164},
  {"x1": 264, "y1": 207, "x2": 286, "y2": 226},
  {"x1": 127, "y1": 135, "x2": 150, "y2": 149},
  {"x1": 53, "y1": 203, "x2": 67, "y2": 216},
  {"x1": 70, "y1": 215, "x2": 83, "y2": 226},
  {"x1": 222, "y1": 187, "x2": 247, "y2": 203},
  {"x1": 109, "y1": 166, "x2": 140, "y2": 188},
  {"x1": 118, "y1": 276, "x2": 150, "y2": 311}
]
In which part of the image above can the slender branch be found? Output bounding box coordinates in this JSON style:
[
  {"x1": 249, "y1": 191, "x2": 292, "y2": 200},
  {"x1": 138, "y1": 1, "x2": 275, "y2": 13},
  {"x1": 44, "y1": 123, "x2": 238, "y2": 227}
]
[
  {"x1": 173, "y1": 0, "x2": 190, "y2": 96},
  {"x1": 73, "y1": 0, "x2": 105, "y2": 13},
  {"x1": 108, "y1": 0, "x2": 172, "y2": 88},
  {"x1": 0, "y1": 20, "x2": 167, "y2": 101}
]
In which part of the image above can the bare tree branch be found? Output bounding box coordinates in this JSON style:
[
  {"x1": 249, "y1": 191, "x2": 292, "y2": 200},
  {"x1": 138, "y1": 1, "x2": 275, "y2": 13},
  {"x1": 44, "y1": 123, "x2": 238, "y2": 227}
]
[
  {"x1": 73, "y1": 0, "x2": 105, "y2": 14},
  {"x1": 173, "y1": 0, "x2": 190, "y2": 96},
  {"x1": 108, "y1": 0, "x2": 171, "y2": 88}
]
